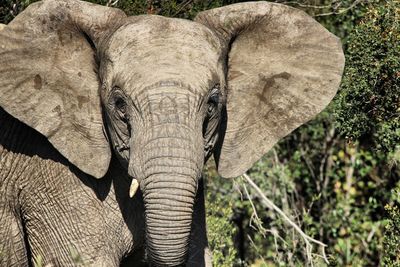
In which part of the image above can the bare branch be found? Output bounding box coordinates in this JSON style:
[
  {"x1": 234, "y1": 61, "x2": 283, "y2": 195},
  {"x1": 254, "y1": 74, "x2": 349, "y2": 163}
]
[
  {"x1": 276, "y1": 0, "x2": 369, "y2": 17},
  {"x1": 233, "y1": 179, "x2": 244, "y2": 201},
  {"x1": 106, "y1": 0, "x2": 119, "y2": 7},
  {"x1": 242, "y1": 181, "x2": 267, "y2": 236},
  {"x1": 315, "y1": 0, "x2": 368, "y2": 17},
  {"x1": 242, "y1": 173, "x2": 329, "y2": 265},
  {"x1": 247, "y1": 234, "x2": 268, "y2": 265},
  {"x1": 173, "y1": 0, "x2": 194, "y2": 16},
  {"x1": 278, "y1": 1, "x2": 332, "y2": 9}
]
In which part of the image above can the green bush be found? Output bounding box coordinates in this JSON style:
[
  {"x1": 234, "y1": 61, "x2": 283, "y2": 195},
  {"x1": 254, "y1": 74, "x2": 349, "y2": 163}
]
[
  {"x1": 206, "y1": 187, "x2": 238, "y2": 267},
  {"x1": 334, "y1": 0, "x2": 400, "y2": 152},
  {"x1": 381, "y1": 171, "x2": 400, "y2": 266},
  {"x1": 1, "y1": 0, "x2": 399, "y2": 266},
  {"x1": 0, "y1": 0, "x2": 35, "y2": 23},
  {"x1": 383, "y1": 188, "x2": 400, "y2": 266}
]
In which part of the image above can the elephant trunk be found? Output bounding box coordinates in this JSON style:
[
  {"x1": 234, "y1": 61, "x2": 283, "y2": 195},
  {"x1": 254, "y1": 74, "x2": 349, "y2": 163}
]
[
  {"x1": 137, "y1": 128, "x2": 203, "y2": 266},
  {"x1": 144, "y1": 174, "x2": 197, "y2": 266}
]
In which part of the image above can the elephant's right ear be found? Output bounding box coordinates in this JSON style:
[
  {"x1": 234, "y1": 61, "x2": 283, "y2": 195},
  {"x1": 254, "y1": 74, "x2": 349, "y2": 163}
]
[
  {"x1": 196, "y1": 2, "x2": 344, "y2": 178},
  {"x1": 0, "y1": 0, "x2": 126, "y2": 178}
]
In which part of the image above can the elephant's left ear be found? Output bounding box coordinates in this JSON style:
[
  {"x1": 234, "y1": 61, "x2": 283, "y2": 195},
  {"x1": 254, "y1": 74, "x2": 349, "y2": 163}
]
[
  {"x1": 195, "y1": 2, "x2": 345, "y2": 178},
  {"x1": 0, "y1": 0, "x2": 126, "y2": 178}
]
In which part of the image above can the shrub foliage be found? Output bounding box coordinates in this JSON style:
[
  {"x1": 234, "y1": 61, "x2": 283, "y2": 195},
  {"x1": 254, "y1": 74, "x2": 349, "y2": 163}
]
[{"x1": 1, "y1": 0, "x2": 399, "y2": 266}]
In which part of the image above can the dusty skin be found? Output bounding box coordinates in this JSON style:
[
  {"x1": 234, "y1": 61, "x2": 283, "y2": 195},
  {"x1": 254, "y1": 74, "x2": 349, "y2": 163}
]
[{"x1": 0, "y1": 0, "x2": 344, "y2": 266}]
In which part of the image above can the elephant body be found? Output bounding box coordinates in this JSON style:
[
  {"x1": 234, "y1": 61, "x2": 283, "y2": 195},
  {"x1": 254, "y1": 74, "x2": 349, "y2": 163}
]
[
  {"x1": 0, "y1": 107, "x2": 210, "y2": 266},
  {"x1": 0, "y1": 107, "x2": 145, "y2": 266},
  {"x1": 0, "y1": 0, "x2": 344, "y2": 266}
]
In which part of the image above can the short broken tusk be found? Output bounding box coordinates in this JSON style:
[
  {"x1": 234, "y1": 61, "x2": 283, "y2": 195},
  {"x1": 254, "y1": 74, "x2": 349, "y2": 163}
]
[
  {"x1": 129, "y1": 179, "x2": 139, "y2": 198},
  {"x1": 0, "y1": 24, "x2": 6, "y2": 31}
]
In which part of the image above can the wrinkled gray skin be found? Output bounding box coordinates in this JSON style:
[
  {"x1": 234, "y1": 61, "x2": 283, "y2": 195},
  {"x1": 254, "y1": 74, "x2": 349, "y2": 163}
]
[
  {"x1": 0, "y1": 0, "x2": 344, "y2": 266},
  {"x1": 0, "y1": 108, "x2": 144, "y2": 266}
]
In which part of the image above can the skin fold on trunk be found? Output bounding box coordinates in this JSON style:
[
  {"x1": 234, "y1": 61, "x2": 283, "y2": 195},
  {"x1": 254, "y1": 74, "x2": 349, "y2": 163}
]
[{"x1": 136, "y1": 125, "x2": 203, "y2": 266}]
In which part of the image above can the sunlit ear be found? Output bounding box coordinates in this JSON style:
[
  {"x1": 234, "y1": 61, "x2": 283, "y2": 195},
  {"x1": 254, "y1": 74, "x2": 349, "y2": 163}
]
[
  {"x1": 0, "y1": 0, "x2": 126, "y2": 178},
  {"x1": 196, "y1": 2, "x2": 344, "y2": 178}
]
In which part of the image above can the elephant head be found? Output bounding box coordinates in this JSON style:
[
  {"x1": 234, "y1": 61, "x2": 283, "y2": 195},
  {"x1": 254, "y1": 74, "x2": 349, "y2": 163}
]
[{"x1": 0, "y1": 0, "x2": 344, "y2": 265}]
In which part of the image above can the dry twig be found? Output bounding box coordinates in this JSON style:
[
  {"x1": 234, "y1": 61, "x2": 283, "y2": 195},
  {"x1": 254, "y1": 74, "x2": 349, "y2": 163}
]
[
  {"x1": 106, "y1": 0, "x2": 119, "y2": 7},
  {"x1": 277, "y1": 0, "x2": 368, "y2": 17},
  {"x1": 242, "y1": 180, "x2": 266, "y2": 235},
  {"x1": 173, "y1": 0, "x2": 194, "y2": 16},
  {"x1": 242, "y1": 173, "x2": 329, "y2": 266},
  {"x1": 315, "y1": 0, "x2": 368, "y2": 17}
]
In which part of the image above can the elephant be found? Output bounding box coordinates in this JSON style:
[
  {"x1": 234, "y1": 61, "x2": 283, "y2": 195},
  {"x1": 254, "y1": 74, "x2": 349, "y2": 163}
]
[{"x1": 0, "y1": 0, "x2": 344, "y2": 266}]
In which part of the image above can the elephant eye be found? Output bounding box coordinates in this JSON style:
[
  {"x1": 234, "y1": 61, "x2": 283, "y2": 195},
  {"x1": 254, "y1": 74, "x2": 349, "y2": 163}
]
[
  {"x1": 207, "y1": 103, "x2": 215, "y2": 116},
  {"x1": 115, "y1": 98, "x2": 131, "y2": 129},
  {"x1": 206, "y1": 85, "x2": 220, "y2": 117},
  {"x1": 115, "y1": 97, "x2": 127, "y2": 115},
  {"x1": 110, "y1": 88, "x2": 130, "y2": 128}
]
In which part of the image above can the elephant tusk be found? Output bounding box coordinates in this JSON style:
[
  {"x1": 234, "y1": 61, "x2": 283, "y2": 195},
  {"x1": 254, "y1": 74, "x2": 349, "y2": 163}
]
[
  {"x1": 129, "y1": 178, "x2": 139, "y2": 198},
  {"x1": 0, "y1": 24, "x2": 5, "y2": 31}
]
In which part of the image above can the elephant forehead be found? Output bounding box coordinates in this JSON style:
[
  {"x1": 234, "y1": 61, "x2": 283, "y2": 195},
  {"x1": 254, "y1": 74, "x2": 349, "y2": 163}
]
[
  {"x1": 108, "y1": 15, "x2": 222, "y2": 56},
  {"x1": 104, "y1": 16, "x2": 223, "y2": 92}
]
